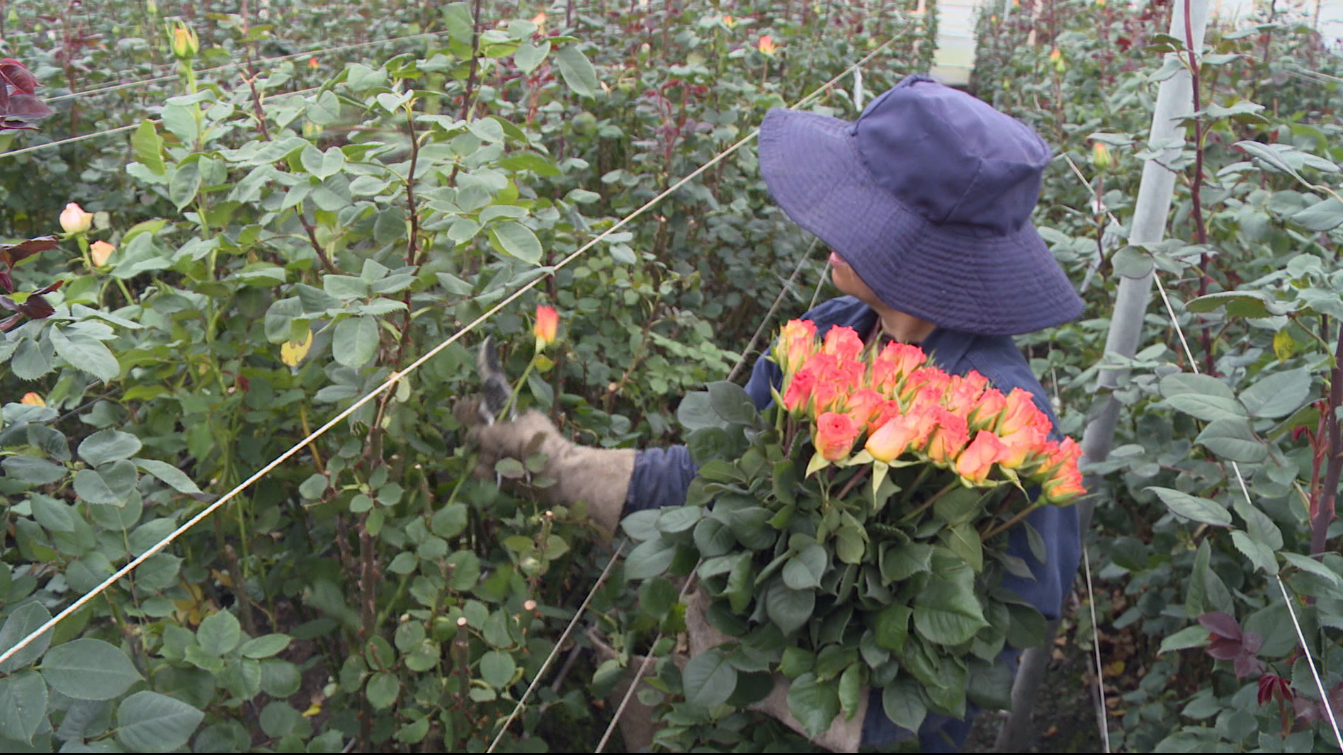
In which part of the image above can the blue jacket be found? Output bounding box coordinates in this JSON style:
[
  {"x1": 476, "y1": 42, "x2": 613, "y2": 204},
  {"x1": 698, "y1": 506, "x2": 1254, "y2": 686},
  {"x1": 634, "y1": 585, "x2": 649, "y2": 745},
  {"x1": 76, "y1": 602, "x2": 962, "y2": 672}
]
[{"x1": 623, "y1": 296, "x2": 1081, "y2": 751}]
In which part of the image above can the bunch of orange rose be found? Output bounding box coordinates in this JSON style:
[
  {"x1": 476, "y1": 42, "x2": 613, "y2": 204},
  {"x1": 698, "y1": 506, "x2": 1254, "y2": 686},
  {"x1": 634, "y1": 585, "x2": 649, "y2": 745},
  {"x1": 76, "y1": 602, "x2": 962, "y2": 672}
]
[{"x1": 772, "y1": 319, "x2": 1084, "y2": 505}]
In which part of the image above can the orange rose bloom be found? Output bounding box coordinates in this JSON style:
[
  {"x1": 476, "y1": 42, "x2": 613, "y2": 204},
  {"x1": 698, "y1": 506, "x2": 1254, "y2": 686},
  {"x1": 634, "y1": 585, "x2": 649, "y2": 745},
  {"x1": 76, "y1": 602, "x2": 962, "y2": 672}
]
[
  {"x1": 1042, "y1": 463, "x2": 1085, "y2": 503},
  {"x1": 996, "y1": 387, "x2": 1045, "y2": 436},
  {"x1": 955, "y1": 430, "x2": 1009, "y2": 484},
  {"x1": 842, "y1": 387, "x2": 886, "y2": 426},
  {"x1": 823, "y1": 325, "x2": 864, "y2": 361},
  {"x1": 782, "y1": 369, "x2": 817, "y2": 415},
  {"x1": 865, "y1": 406, "x2": 935, "y2": 463},
  {"x1": 533, "y1": 305, "x2": 558, "y2": 349},
  {"x1": 925, "y1": 408, "x2": 970, "y2": 465},
  {"x1": 775, "y1": 319, "x2": 818, "y2": 376},
  {"x1": 815, "y1": 411, "x2": 861, "y2": 461}
]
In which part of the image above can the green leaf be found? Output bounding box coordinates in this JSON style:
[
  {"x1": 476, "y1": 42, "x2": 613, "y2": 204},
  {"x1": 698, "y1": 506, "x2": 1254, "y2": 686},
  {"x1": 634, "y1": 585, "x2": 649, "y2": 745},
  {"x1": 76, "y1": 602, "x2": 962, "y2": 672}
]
[
  {"x1": 1282, "y1": 552, "x2": 1343, "y2": 587},
  {"x1": 682, "y1": 649, "x2": 737, "y2": 708},
  {"x1": 332, "y1": 316, "x2": 379, "y2": 369},
  {"x1": 365, "y1": 672, "x2": 400, "y2": 709},
  {"x1": 514, "y1": 41, "x2": 549, "y2": 74},
  {"x1": 1164, "y1": 393, "x2": 1247, "y2": 422},
  {"x1": 1239, "y1": 367, "x2": 1311, "y2": 419},
  {"x1": 1185, "y1": 290, "x2": 1278, "y2": 317},
  {"x1": 1148, "y1": 487, "x2": 1232, "y2": 527},
  {"x1": 1004, "y1": 603, "x2": 1048, "y2": 649},
  {"x1": 134, "y1": 459, "x2": 202, "y2": 494},
  {"x1": 479, "y1": 650, "x2": 516, "y2": 689},
  {"x1": 554, "y1": 45, "x2": 598, "y2": 98},
  {"x1": 1233, "y1": 499, "x2": 1283, "y2": 551},
  {"x1": 1290, "y1": 197, "x2": 1343, "y2": 231},
  {"x1": 1187, "y1": 539, "x2": 1210, "y2": 618},
  {"x1": 1230, "y1": 530, "x2": 1278, "y2": 575},
  {"x1": 196, "y1": 610, "x2": 242, "y2": 656},
  {"x1": 1, "y1": 456, "x2": 66, "y2": 486},
  {"x1": 73, "y1": 460, "x2": 138, "y2": 505},
  {"x1": 638, "y1": 577, "x2": 678, "y2": 620},
  {"x1": 30, "y1": 494, "x2": 75, "y2": 533},
  {"x1": 624, "y1": 537, "x2": 676, "y2": 580},
  {"x1": 912, "y1": 576, "x2": 988, "y2": 646},
  {"x1": 132, "y1": 119, "x2": 165, "y2": 176},
  {"x1": 881, "y1": 542, "x2": 932, "y2": 582},
  {"x1": 941, "y1": 522, "x2": 983, "y2": 573},
  {"x1": 239, "y1": 634, "x2": 291, "y2": 659},
  {"x1": 838, "y1": 663, "x2": 864, "y2": 720},
  {"x1": 656, "y1": 506, "x2": 703, "y2": 534},
  {"x1": 707, "y1": 381, "x2": 757, "y2": 425},
  {"x1": 765, "y1": 579, "x2": 814, "y2": 635},
  {"x1": 1196, "y1": 418, "x2": 1268, "y2": 463},
  {"x1": 43, "y1": 638, "x2": 142, "y2": 700},
  {"x1": 49, "y1": 326, "x2": 120, "y2": 382},
  {"x1": 1158, "y1": 624, "x2": 1210, "y2": 654},
  {"x1": 115, "y1": 691, "x2": 204, "y2": 752},
  {"x1": 0, "y1": 602, "x2": 53, "y2": 673},
  {"x1": 488, "y1": 221, "x2": 542, "y2": 265},
  {"x1": 0, "y1": 671, "x2": 47, "y2": 744},
  {"x1": 787, "y1": 673, "x2": 840, "y2": 738},
  {"x1": 882, "y1": 676, "x2": 928, "y2": 734},
  {"x1": 301, "y1": 145, "x2": 346, "y2": 180},
  {"x1": 431, "y1": 503, "x2": 468, "y2": 539},
  {"x1": 874, "y1": 604, "x2": 911, "y2": 652},
  {"x1": 78, "y1": 430, "x2": 142, "y2": 467},
  {"x1": 1158, "y1": 372, "x2": 1237, "y2": 401},
  {"x1": 783, "y1": 543, "x2": 828, "y2": 590},
  {"x1": 965, "y1": 659, "x2": 1013, "y2": 711},
  {"x1": 169, "y1": 159, "x2": 203, "y2": 210}
]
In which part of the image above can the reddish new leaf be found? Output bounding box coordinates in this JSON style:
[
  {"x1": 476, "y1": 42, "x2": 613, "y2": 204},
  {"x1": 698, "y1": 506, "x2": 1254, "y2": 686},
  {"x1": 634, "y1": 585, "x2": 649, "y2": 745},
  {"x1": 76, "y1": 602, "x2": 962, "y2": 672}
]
[
  {"x1": 0, "y1": 236, "x2": 60, "y2": 269},
  {"x1": 1198, "y1": 611, "x2": 1242, "y2": 640},
  {"x1": 15, "y1": 293, "x2": 54, "y2": 320},
  {"x1": 1294, "y1": 681, "x2": 1343, "y2": 723},
  {"x1": 0, "y1": 59, "x2": 40, "y2": 95}
]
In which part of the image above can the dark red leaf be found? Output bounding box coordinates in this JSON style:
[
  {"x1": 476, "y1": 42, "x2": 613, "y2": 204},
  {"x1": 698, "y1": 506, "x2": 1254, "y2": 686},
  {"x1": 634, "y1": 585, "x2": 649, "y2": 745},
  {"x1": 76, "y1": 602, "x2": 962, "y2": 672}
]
[
  {"x1": 0, "y1": 271, "x2": 10, "y2": 294},
  {"x1": 2, "y1": 93, "x2": 53, "y2": 122},
  {"x1": 32, "y1": 280, "x2": 64, "y2": 296},
  {"x1": 0, "y1": 59, "x2": 39, "y2": 95},
  {"x1": 17, "y1": 293, "x2": 53, "y2": 320},
  {"x1": 1205, "y1": 635, "x2": 1243, "y2": 661},
  {"x1": 0, "y1": 294, "x2": 16, "y2": 311},
  {"x1": 0, "y1": 236, "x2": 60, "y2": 268},
  {"x1": 1232, "y1": 653, "x2": 1263, "y2": 680},
  {"x1": 1241, "y1": 631, "x2": 1264, "y2": 655},
  {"x1": 1294, "y1": 682, "x2": 1343, "y2": 723},
  {"x1": 1198, "y1": 611, "x2": 1242, "y2": 640},
  {"x1": 0, "y1": 313, "x2": 21, "y2": 332}
]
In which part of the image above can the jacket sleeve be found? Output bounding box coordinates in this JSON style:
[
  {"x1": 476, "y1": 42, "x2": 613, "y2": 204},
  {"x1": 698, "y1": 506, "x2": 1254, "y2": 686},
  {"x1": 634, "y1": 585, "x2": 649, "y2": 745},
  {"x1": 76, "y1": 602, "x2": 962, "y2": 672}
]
[{"x1": 622, "y1": 445, "x2": 699, "y2": 517}]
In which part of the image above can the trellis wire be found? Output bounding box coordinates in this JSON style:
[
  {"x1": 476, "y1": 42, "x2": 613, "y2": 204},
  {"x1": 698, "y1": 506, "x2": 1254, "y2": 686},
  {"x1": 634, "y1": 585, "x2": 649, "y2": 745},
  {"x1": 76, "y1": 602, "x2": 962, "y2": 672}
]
[
  {"x1": 726, "y1": 237, "x2": 822, "y2": 383},
  {"x1": 44, "y1": 30, "x2": 451, "y2": 104},
  {"x1": 0, "y1": 85, "x2": 322, "y2": 161},
  {"x1": 0, "y1": 27, "x2": 904, "y2": 684},
  {"x1": 1063, "y1": 150, "x2": 1343, "y2": 747}
]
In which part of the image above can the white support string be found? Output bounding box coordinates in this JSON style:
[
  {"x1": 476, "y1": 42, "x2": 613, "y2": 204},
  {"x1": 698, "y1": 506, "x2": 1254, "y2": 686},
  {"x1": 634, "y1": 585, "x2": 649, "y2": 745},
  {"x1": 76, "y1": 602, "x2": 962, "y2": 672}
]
[
  {"x1": 1061, "y1": 151, "x2": 1343, "y2": 747},
  {"x1": 1081, "y1": 544, "x2": 1113, "y2": 752}
]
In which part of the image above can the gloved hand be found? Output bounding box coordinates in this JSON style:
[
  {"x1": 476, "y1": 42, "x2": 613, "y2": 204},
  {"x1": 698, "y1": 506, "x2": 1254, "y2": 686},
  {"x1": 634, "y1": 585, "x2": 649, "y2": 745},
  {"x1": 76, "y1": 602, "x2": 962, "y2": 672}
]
[
  {"x1": 683, "y1": 589, "x2": 867, "y2": 752},
  {"x1": 454, "y1": 401, "x2": 634, "y2": 538}
]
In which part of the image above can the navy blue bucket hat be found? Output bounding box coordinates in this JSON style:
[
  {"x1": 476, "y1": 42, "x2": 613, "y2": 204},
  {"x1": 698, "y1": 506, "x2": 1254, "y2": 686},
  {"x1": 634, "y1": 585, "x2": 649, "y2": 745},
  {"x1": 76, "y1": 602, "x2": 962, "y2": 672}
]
[{"x1": 758, "y1": 74, "x2": 1084, "y2": 336}]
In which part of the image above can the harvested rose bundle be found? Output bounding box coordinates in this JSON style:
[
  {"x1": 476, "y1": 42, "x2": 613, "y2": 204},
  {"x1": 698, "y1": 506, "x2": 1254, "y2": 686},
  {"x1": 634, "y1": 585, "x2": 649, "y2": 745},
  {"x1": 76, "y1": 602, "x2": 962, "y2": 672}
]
[{"x1": 623, "y1": 319, "x2": 1085, "y2": 739}]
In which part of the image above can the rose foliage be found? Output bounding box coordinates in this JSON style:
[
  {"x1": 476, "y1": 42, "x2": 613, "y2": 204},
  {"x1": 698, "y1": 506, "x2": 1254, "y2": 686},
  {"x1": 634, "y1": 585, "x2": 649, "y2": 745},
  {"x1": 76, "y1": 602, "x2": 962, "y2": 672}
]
[{"x1": 623, "y1": 320, "x2": 1084, "y2": 740}]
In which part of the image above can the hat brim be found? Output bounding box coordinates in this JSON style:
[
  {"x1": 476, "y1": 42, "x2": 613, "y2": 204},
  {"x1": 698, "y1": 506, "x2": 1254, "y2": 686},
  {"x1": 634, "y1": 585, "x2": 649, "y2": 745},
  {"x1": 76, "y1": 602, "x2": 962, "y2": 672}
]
[{"x1": 758, "y1": 108, "x2": 1084, "y2": 336}]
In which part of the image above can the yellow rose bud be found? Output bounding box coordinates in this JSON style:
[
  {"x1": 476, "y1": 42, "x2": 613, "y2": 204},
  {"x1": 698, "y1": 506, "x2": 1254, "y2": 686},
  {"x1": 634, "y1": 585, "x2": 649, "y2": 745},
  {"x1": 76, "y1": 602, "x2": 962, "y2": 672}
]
[
  {"x1": 90, "y1": 240, "x2": 116, "y2": 267},
  {"x1": 168, "y1": 21, "x2": 199, "y2": 60},
  {"x1": 20, "y1": 393, "x2": 45, "y2": 407},
  {"x1": 60, "y1": 202, "x2": 93, "y2": 234},
  {"x1": 1091, "y1": 142, "x2": 1113, "y2": 173}
]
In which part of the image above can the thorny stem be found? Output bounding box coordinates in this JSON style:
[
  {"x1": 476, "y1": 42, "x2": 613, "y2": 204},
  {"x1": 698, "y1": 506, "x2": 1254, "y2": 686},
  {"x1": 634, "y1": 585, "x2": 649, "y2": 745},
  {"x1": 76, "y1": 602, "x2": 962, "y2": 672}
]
[
  {"x1": 836, "y1": 465, "x2": 870, "y2": 500},
  {"x1": 298, "y1": 211, "x2": 338, "y2": 273},
  {"x1": 1315, "y1": 322, "x2": 1343, "y2": 556},
  {"x1": 404, "y1": 105, "x2": 421, "y2": 266},
  {"x1": 982, "y1": 500, "x2": 1040, "y2": 542},
  {"x1": 897, "y1": 478, "x2": 959, "y2": 524},
  {"x1": 460, "y1": 0, "x2": 484, "y2": 121}
]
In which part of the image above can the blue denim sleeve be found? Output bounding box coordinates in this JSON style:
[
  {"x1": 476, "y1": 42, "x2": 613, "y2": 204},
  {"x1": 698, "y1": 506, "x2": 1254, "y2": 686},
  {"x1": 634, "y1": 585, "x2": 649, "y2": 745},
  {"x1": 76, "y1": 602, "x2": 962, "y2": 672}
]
[{"x1": 623, "y1": 445, "x2": 700, "y2": 516}]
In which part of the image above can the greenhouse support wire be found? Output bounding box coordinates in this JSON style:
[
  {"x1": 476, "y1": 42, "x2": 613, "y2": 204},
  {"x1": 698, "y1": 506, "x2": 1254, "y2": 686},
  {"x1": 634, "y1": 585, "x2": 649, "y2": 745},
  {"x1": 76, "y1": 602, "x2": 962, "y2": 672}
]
[
  {"x1": 1062, "y1": 151, "x2": 1343, "y2": 748},
  {"x1": 0, "y1": 85, "x2": 323, "y2": 161},
  {"x1": 0, "y1": 29, "x2": 904, "y2": 678},
  {"x1": 45, "y1": 30, "x2": 452, "y2": 104},
  {"x1": 483, "y1": 35, "x2": 908, "y2": 750}
]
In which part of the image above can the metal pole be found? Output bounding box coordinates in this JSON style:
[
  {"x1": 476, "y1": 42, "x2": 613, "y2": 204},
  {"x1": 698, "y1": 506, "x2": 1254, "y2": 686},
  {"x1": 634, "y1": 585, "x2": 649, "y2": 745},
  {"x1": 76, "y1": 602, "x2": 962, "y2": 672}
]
[{"x1": 994, "y1": 0, "x2": 1213, "y2": 748}]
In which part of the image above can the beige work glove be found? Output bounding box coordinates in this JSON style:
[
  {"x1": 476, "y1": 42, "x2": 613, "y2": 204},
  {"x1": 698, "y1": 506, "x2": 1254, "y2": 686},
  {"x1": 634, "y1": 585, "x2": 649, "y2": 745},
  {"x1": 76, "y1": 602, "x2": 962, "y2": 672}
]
[
  {"x1": 683, "y1": 589, "x2": 867, "y2": 752},
  {"x1": 455, "y1": 402, "x2": 635, "y2": 538}
]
